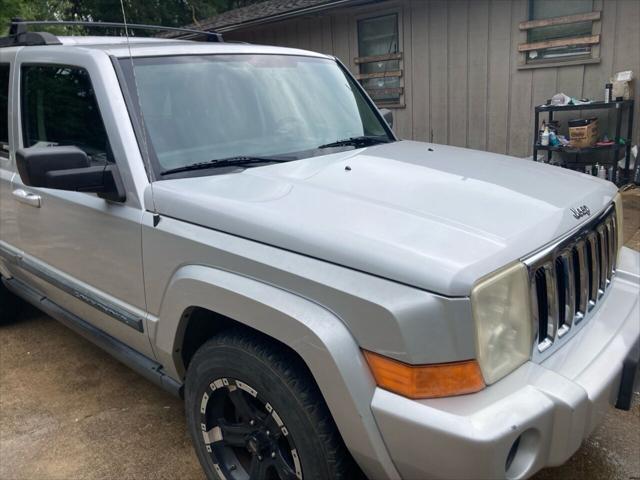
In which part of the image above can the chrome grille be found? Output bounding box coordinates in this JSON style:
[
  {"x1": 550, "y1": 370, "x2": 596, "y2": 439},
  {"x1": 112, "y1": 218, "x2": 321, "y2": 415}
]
[{"x1": 525, "y1": 206, "x2": 618, "y2": 356}]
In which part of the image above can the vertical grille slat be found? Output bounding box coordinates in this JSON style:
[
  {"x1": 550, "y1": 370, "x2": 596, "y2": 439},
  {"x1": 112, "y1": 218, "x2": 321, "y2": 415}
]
[
  {"x1": 575, "y1": 240, "x2": 589, "y2": 320},
  {"x1": 543, "y1": 262, "x2": 558, "y2": 349},
  {"x1": 609, "y1": 217, "x2": 617, "y2": 273},
  {"x1": 587, "y1": 233, "x2": 600, "y2": 305},
  {"x1": 559, "y1": 251, "x2": 575, "y2": 336},
  {"x1": 597, "y1": 226, "x2": 608, "y2": 290},
  {"x1": 528, "y1": 207, "x2": 618, "y2": 355}
]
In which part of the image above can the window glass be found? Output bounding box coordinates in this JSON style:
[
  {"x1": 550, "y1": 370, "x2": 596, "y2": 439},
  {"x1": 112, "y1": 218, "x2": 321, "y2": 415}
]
[
  {"x1": 126, "y1": 55, "x2": 389, "y2": 174},
  {"x1": 0, "y1": 64, "x2": 9, "y2": 156},
  {"x1": 528, "y1": 0, "x2": 593, "y2": 62},
  {"x1": 21, "y1": 65, "x2": 111, "y2": 162},
  {"x1": 357, "y1": 14, "x2": 400, "y2": 104}
]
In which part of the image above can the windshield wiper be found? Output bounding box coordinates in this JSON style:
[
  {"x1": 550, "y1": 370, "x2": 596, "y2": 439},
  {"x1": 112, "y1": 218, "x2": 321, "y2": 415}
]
[
  {"x1": 317, "y1": 135, "x2": 391, "y2": 149},
  {"x1": 160, "y1": 156, "x2": 291, "y2": 176}
]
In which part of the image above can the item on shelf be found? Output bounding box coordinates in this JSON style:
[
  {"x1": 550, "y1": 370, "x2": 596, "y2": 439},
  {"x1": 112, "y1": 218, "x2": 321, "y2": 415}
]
[
  {"x1": 568, "y1": 118, "x2": 598, "y2": 148},
  {"x1": 607, "y1": 166, "x2": 614, "y2": 181},
  {"x1": 584, "y1": 165, "x2": 592, "y2": 175},
  {"x1": 558, "y1": 135, "x2": 570, "y2": 146},
  {"x1": 597, "y1": 164, "x2": 606, "y2": 179},
  {"x1": 605, "y1": 83, "x2": 613, "y2": 103},
  {"x1": 611, "y1": 70, "x2": 634, "y2": 100},
  {"x1": 541, "y1": 126, "x2": 550, "y2": 146}
]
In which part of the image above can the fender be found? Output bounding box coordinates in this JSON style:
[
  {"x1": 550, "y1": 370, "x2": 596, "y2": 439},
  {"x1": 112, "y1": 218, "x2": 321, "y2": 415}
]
[{"x1": 153, "y1": 264, "x2": 401, "y2": 480}]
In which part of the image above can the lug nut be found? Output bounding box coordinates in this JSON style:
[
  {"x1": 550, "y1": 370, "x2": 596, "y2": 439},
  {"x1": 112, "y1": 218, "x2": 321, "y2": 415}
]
[
  {"x1": 249, "y1": 420, "x2": 255, "y2": 426},
  {"x1": 271, "y1": 452, "x2": 276, "y2": 459},
  {"x1": 266, "y1": 430, "x2": 270, "y2": 436},
  {"x1": 258, "y1": 455, "x2": 263, "y2": 461}
]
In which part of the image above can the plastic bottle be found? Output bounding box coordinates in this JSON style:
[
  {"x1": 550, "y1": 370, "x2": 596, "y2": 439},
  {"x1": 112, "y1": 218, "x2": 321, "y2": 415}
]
[
  {"x1": 605, "y1": 83, "x2": 613, "y2": 103},
  {"x1": 598, "y1": 165, "x2": 606, "y2": 179},
  {"x1": 541, "y1": 127, "x2": 550, "y2": 146}
]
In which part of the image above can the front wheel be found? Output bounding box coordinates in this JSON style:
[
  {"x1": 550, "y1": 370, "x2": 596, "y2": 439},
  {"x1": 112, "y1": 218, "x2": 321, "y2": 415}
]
[{"x1": 185, "y1": 330, "x2": 356, "y2": 480}]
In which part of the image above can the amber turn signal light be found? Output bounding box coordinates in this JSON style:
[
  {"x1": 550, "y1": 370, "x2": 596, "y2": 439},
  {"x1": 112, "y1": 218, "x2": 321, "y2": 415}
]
[{"x1": 363, "y1": 350, "x2": 486, "y2": 399}]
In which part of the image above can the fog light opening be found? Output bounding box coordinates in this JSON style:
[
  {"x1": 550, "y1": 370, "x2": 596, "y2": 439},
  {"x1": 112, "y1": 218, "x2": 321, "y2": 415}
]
[
  {"x1": 505, "y1": 428, "x2": 540, "y2": 479},
  {"x1": 505, "y1": 436, "x2": 521, "y2": 472}
]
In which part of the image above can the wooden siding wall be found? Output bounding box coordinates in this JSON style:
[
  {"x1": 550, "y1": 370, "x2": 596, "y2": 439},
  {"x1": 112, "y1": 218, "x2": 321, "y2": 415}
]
[{"x1": 226, "y1": 0, "x2": 640, "y2": 158}]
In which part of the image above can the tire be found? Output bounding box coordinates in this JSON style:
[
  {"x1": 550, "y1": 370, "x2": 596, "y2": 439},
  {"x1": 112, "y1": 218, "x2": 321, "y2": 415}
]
[
  {"x1": 0, "y1": 278, "x2": 23, "y2": 324},
  {"x1": 185, "y1": 330, "x2": 358, "y2": 480}
]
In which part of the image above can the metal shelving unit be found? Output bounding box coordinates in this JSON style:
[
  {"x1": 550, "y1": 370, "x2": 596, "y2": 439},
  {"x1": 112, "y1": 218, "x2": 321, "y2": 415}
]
[{"x1": 533, "y1": 100, "x2": 635, "y2": 185}]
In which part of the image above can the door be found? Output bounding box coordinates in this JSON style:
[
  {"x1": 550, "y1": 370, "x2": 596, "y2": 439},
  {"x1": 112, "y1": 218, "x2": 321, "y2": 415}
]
[
  {"x1": 0, "y1": 51, "x2": 21, "y2": 264},
  {"x1": 11, "y1": 53, "x2": 154, "y2": 358}
]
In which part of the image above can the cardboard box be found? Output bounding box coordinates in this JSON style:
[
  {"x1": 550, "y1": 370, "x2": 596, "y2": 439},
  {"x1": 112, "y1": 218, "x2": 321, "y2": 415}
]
[{"x1": 569, "y1": 119, "x2": 598, "y2": 148}]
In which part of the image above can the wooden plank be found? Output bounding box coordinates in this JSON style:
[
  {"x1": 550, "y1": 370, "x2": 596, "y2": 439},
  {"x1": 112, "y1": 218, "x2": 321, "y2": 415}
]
[
  {"x1": 554, "y1": 64, "x2": 585, "y2": 140},
  {"x1": 518, "y1": 34, "x2": 600, "y2": 52},
  {"x1": 612, "y1": 0, "x2": 640, "y2": 146},
  {"x1": 467, "y1": 0, "x2": 490, "y2": 150},
  {"x1": 410, "y1": 0, "x2": 430, "y2": 141},
  {"x1": 355, "y1": 70, "x2": 402, "y2": 80},
  {"x1": 364, "y1": 86, "x2": 404, "y2": 97},
  {"x1": 429, "y1": 0, "x2": 448, "y2": 143},
  {"x1": 307, "y1": 17, "x2": 323, "y2": 53},
  {"x1": 331, "y1": 13, "x2": 351, "y2": 69},
  {"x1": 297, "y1": 18, "x2": 311, "y2": 50},
  {"x1": 486, "y1": 0, "x2": 512, "y2": 154},
  {"x1": 320, "y1": 15, "x2": 333, "y2": 54},
  {"x1": 507, "y1": 0, "x2": 533, "y2": 157},
  {"x1": 395, "y1": 2, "x2": 412, "y2": 139},
  {"x1": 448, "y1": 0, "x2": 468, "y2": 147},
  {"x1": 519, "y1": 11, "x2": 600, "y2": 30},
  {"x1": 582, "y1": 0, "x2": 614, "y2": 135},
  {"x1": 354, "y1": 52, "x2": 403, "y2": 64}
]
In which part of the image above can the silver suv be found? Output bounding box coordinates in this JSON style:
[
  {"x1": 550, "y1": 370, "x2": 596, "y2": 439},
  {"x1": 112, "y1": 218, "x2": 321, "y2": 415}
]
[{"x1": 1, "y1": 22, "x2": 638, "y2": 480}]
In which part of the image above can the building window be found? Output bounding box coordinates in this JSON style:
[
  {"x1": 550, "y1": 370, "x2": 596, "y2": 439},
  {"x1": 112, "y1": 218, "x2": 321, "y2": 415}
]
[
  {"x1": 356, "y1": 14, "x2": 402, "y2": 107},
  {"x1": 520, "y1": 0, "x2": 599, "y2": 64}
]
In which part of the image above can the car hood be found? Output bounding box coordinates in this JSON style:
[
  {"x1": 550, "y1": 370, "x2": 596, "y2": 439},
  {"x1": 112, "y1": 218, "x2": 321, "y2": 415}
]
[{"x1": 149, "y1": 141, "x2": 617, "y2": 296}]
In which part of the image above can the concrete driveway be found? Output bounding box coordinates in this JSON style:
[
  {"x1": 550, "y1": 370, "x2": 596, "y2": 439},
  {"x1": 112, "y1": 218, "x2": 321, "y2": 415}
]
[{"x1": 1, "y1": 190, "x2": 639, "y2": 480}]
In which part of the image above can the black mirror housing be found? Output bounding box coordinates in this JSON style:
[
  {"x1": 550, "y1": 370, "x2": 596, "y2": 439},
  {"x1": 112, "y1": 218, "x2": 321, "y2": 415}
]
[
  {"x1": 16, "y1": 146, "x2": 89, "y2": 186},
  {"x1": 16, "y1": 146, "x2": 126, "y2": 202},
  {"x1": 380, "y1": 108, "x2": 394, "y2": 129}
]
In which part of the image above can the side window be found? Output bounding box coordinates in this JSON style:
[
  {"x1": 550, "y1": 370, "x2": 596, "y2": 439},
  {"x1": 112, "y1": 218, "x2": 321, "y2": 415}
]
[
  {"x1": 21, "y1": 64, "x2": 112, "y2": 162},
  {"x1": 0, "y1": 64, "x2": 9, "y2": 158}
]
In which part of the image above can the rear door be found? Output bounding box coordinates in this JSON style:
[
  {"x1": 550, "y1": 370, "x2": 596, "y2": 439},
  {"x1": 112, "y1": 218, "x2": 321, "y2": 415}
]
[{"x1": 11, "y1": 48, "x2": 154, "y2": 358}]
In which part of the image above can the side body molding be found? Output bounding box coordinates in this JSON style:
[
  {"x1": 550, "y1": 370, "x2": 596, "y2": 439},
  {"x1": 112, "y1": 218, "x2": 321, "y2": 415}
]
[{"x1": 153, "y1": 265, "x2": 401, "y2": 480}]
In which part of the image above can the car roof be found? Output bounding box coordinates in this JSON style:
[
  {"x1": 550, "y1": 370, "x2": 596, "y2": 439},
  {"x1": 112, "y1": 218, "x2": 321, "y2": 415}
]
[{"x1": 49, "y1": 35, "x2": 332, "y2": 59}]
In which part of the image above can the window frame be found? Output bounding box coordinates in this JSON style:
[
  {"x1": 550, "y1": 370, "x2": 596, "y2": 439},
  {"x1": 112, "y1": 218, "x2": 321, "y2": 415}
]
[
  {"x1": 518, "y1": 0, "x2": 602, "y2": 69},
  {"x1": 19, "y1": 62, "x2": 113, "y2": 160},
  {"x1": 352, "y1": 7, "x2": 405, "y2": 109},
  {"x1": 0, "y1": 63, "x2": 10, "y2": 160}
]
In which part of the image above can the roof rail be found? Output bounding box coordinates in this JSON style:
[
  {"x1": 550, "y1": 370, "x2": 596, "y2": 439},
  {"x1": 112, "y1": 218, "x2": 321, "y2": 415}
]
[{"x1": 0, "y1": 18, "x2": 223, "y2": 48}]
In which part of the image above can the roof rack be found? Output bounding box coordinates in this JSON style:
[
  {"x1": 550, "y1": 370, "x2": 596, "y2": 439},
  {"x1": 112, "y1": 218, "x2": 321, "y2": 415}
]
[{"x1": 0, "y1": 18, "x2": 223, "y2": 48}]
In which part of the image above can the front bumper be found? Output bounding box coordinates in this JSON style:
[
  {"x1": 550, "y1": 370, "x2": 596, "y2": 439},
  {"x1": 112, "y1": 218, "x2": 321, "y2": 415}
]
[{"x1": 371, "y1": 246, "x2": 640, "y2": 480}]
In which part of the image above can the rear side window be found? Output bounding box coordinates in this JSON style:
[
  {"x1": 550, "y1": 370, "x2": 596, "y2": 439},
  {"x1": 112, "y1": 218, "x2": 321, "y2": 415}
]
[
  {"x1": 0, "y1": 64, "x2": 9, "y2": 157},
  {"x1": 21, "y1": 65, "x2": 111, "y2": 161}
]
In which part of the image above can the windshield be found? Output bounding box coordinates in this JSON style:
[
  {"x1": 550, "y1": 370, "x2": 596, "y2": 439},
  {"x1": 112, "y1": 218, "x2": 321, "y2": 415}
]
[{"x1": 120, "y1": 54, "x2": 393, "y2": 177}]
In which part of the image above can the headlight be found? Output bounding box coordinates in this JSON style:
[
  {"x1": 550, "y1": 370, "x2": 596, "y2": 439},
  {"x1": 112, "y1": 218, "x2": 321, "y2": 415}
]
[
  {"x1": 471, "y1": 262, "x2": 533, "y2": 384},
  {"x1": 613, "y1": 192, "x2": 624, "y2": 252}
]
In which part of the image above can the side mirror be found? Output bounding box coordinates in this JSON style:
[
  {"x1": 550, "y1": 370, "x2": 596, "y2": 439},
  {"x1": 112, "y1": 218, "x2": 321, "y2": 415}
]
[
  {"x1": 16, "y1": 146, "x2": 126, "y2": 202},
  {"x1": 380, "y1": 108, "x2": 394, "y2": 129}
]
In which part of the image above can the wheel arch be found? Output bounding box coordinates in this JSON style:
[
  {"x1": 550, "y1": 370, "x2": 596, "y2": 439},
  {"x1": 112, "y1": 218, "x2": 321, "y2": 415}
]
[{"x1": 153, "y1": 264, "x2": 400, "y2": 480}]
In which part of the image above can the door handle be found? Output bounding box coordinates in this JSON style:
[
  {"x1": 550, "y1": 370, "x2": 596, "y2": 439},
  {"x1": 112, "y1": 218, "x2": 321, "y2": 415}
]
[{"x1": 12, "y1": 189, "x2": 41, "y2": 208}]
